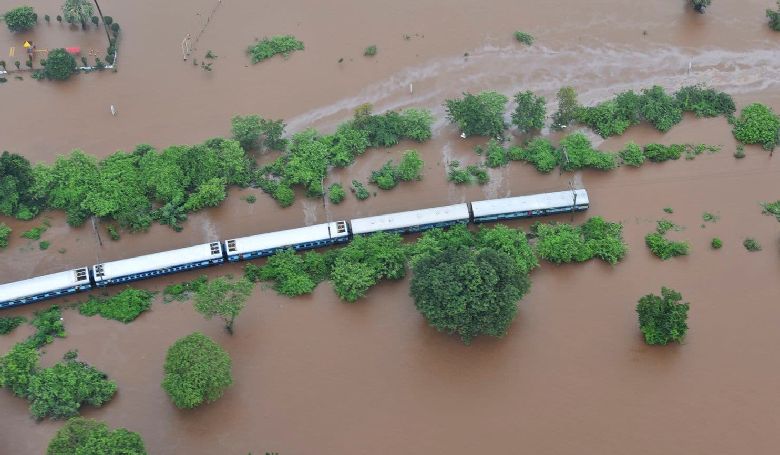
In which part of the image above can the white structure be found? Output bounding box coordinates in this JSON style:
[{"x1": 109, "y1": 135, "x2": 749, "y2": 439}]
[
  {"x1": 471, "y1": 189, "x2": 589, "y2": 222},
  {"x1": 224, "y1": 221, "x2": 349, "y2": 261},
  {"x1": 351, "y1": 204, "x2": 470, "y2": 235},
  {"x1": 0, "y1": 268, "x2": 91, "y2": 308},
  {"x1": 93, "y1": 242, "x2": 224, "y2": 286}
]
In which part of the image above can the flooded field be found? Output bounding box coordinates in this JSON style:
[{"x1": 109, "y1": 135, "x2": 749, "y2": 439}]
[{"x1": 1, "y1": 0, "x2": 780, "y2": 454}]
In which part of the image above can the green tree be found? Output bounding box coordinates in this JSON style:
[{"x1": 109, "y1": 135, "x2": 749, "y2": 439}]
[
  {"x1": 475, "y1": 224, "x2": 538, "y2": 275},
  {"x1": 181, "y1": 177, "x2": 227, "y2": 212},
  {"x1": 396, "y1": 149, "x2": 424, "y2": 181},
  {"x1": 43, "y1": 48, "x2": 78, "y2": 81},
  {"x1": 690, "y1": 0, "x2": 711, "y2": 13},
  {"x1": 62, "y1": 0, "x2": 94, "y2": 28},
  {"x1": 731, "y1": 103, "x2": 780, "y2": 150},
  {"x1": 253, "y1": 249, "x2": 324, "y2": 297},
  {"x1": 0, "y1": 223, "x2": 11, "y2": 248},
  {"x1": 47, "y1": 417, "x2": 147, "y2": 455},
  {"x1": 3, "y1": 6, "x2": 37, "y2": 32},
  {"x1": 194, "y1": 277, "x2": 253, "y2": 334},
  {"x1": 411, "y1": 247, "x2": 530, "y2": 344},
  {"x1": 0, "y1": 316, "x2": 25, "y2": 334},
  {"x1": 558, "y1": 133, "x2": 617, "y2": 171},
  {"x1": 231, "y1": 115, "x2": 262, "y2": 150},
  {"x1": 369, "y1": 161, "x2": 398, "y2": 190},
  {"x1": 330, "y1": 232, "x2": 407, "y2": 302},
  {"x1": 78, "y1": 288, "x2": 155, "y2": 323},
  {"x1": 768, "y1": 1, "x2": 780, "y2": 31},
  {"x1": 551, "y1": 86, "x2": 581, "y2": 130},
  {"x1": 636, "y1": 287, "x2": 689, "y2": 345},
  {"x1": 619, "y1": 141, "x2": 645, "y2": 166},
  {"x1": 399, "y1": 108, "x2": 434, "y2": 142},
  {"x1": 445, "y1": 91, "x2": 508, "y2": 138},
  {"x1": 328, "y1": 183, "x2": 346, "y2": 204},
  {"x1": 162, "y1": 332, "x2": 232, "y2": 409},
  {"x1": 511, "y1": 137, "x2": 559, "y2": 173},
  {"x1": 511, "y1": 91, "x2": 546, "y2": 133},
  {"x1": 0, "y1": 342, "x2": 39, "y2": 397},
  {"x1": 638, "y1": 86, "x2": 682, "y2": 132},
  {"x1": 0, "y1": 151, "x2": 39, "y2": 219}
]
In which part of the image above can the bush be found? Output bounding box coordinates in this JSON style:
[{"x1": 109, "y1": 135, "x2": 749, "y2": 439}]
[
  {"x1": 675, "y1": 85, "x2": 735, "y2": 117},
  {"x1": 710, "y1": 237, "x2": 722, "y2": 249},
  {"x1": 0, "y1": 316, "x2": 25, "y2": 335},
  {"x1": 163, "y1": 276, "x2": 207, "y2": 302},
  {"x1": 577, "y1": 90, "x2": 641, "y2": 137},
  {"x1": 761, "y1": 200, "x2": 780, "y2": 221},
  {"x1": 478, "y1": 140, "x2": 509, "y2": 168},
  {"x1": 551, "y1": 87, "x2": 581, "y2": 130},
  {"x1": 4, "y1": 6, "x2": 37, "y2": 32},
  {"x1": 252, "y1": 249, "x2": 326, "y2": 296},
  {"x1": 447, "y1": 161, "x2": 471, "y2": 184},
  {"x1": 769, "y1": 1, "x2": 780, "y2": 31},
  {"x1": 28, "y1": 306, "x2": 66, "y2": 348},
  {"x1": 638, "y1": 86, "x2": 682, "y2": 132},
  {"x1": 27, "y1": 353, "x2": 117, "y2": 420},
  {"x1": 467, "y1": 164, "x2": 490, "y2": 184},
  {"x1": 511, "y1": 91, "x2": 546, "y2": 133},
  {"x1": 619, "y1": 141, "x2": 645, "y2": 167},
  {"x1": 643, "y1": 143, "x2": 684, "y2": 162},
  {"x1": 0, "y1": 342, "x2": 39, "y2": 397},
  {"x1": 636, "y1": 287, "x2": 689, "y2": 345},
  {"x1": 0, "y1": 223, "x2": 11, "y2": 248},
  {"x1": 231, "y1": 115, "x2": 262, "y2": 150},
  {"x1": 247, "y1": 35, "x2": 304, "y2": 63},
  {"x1": 38, "y1": 240, "x2": 50, "y2": 250},
  {"x1": 162, "y1": 332, "x2": 232, "y2": 409},
  {"x1": 445, "y1": 91, "x2": 508, "y2": 138},
  {"x1": 330, "y1": 232, "x2": 406, "y2": 302},
  {"x1": 511, "y1": 138, "x2": 558, "y2": 173},
  {"x1": 396, "y1": 150, "x2": 424, "y2": 181},
  {"x1": 351, "y1": 180, "x2": 370, "y2": 200},
  {"x1": 399, "y1": 108, "x2": 434, "y2": 142},
  {"x1": 734, "y1": 144, "x2": 745, "y2": 159},
  {"x1": 411, "y1": 246, "x2": 530, "y2": 344},
  {"x1": 43, "y1": 49, "x2": 77, "y2": 81},
  {"x1": 21, "y1": 223, "x2": 48, "y2": 240},
  {"x1": 106, "y1": 225, "x2": 120, "y2": 240},
  {"x1": 558, "y1": 133, "x2": 617, "y2": 171},
  {"x1": 691, "y1": 0, "x2": 711, "y2": 13},
  {"x1": 534, "y1": 217, "x2": 627, "y2": 265},
  {"x1": 78, "y1": 288, "x2": 155, "y2": 323},
  {"x1": 328, "y1": 183, "x2": 345, "y2": 204},
  {"x1": 743, "y1": 238, "x2": 761, "y2": 252},
  {"x1": 46, "y1": 417, "x2": 147, "y2": 455},
  {"x1": 645, "y1": 231, "x2": 689, "y2": 260},
  {"x1": 363, "y1": 45, "x2": 377, "y2": 57},
  {"x1": 369, "y1": 161, "x2": 398, "y2": 190},
  {"x1": 514, "y1": 31, "x2": 534, "y2": 45},
  {"x1": 732, "y1": 103, "x2": 780, "y2": 150}
]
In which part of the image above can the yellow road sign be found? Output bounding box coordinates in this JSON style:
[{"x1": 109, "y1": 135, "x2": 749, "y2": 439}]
[
  {"x1": 23, "y1": 41, "x2": 32, "y2": 49},
  {"x1": 9, "y1": 47, "x2": 14, "y2": 57}
]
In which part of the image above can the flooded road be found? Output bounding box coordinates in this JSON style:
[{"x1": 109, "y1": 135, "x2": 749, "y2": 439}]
[{"x1": 1, "y1": 0, "x2": 780, "y2": 454}]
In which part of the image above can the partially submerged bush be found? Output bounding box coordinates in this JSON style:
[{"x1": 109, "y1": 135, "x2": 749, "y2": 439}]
[
  {"x1": 732, "y1": 103, "x2": 780, "y2": 150},
  {"x1": 363, "y1": 45, "x2": 377, "y2": 57},
  {"x1": 511, "y1": 90, "x2": 545, "y2": 133},
  {"x1": 247, "y1": 35, "x2": 304, "y2": 63},
  {"x1": 477, "y1": 140, "x2": 509, "y2": 168},
  {"x1": 643, "y1": 143, "x2": 684, "y2": 162},
  {"x1": 328, "y1": 183, "x2": 346, "y2": 204},
  {"x1": 710, "y1": 238, "x2": 722, "y2": 249},
  {"x1": 510, "y1": 138, "x2": 559, "y2": 173},
  {"x1": 162, "y1": 332, "x2": 232, "y2": 409},
  {"x1": 43, "y1": 49, "x2": 77, "y2": 81},
  {"x1": 514, "y1": 31, "x2": 534, "y2": 45},
  {"x1": 636, "y1": 287, "x2": 689, "y2": 345},
  {"x1": 0, "y1": 316, "x2": 25, "y2": 335},
  {"x1": 619, "y1": 142, "x2": 645, "y2": 167},
  {"x1": 78, "y1": 288, "x2": 155, "y2": 323},
  {"x1": 769, "y1": 1, "x2": 780, "y2": 31},
  {"x1": 46, "y1": 417, "x2": 147, "y2": 455},
  {"x1": 761, "y1": 200, "x2": 780, "y2": 221},
  {"x1": 645, "y1": 219, "x2": 689, "y2": 260},
  {"x1": 0, "y1": 223, "x2": 11, "y2": 248},
  {"x1": 3, "y1": 6, "x2": 37, "y2": 32},
  {"x1": 558, "y1": 133, "x2": 617, "y2": 171},
  {"x1": 351, "y1": 180, "x2": 370, "y2": 200},
  {"x1": 674, "y1": 85, "x2": 735, "y2": 118},
  {"x1": 445, "y1": 91, "x2": 508, "y2": 138},
  {"x1": 534, "y1": 217, "x2": 627, "y2": 265},
  {"x1": 743, "y1": 238, "x2": 762, "y2": 252}
]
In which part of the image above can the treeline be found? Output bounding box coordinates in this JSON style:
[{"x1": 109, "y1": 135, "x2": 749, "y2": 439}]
[{"x1": 0, "y1": 104, "x2": 434, "y2": 232}]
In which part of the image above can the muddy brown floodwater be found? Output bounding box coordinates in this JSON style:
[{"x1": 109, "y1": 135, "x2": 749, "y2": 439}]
[{"x1": 2, "y1": 0, "x2": 780, "y2": 454}]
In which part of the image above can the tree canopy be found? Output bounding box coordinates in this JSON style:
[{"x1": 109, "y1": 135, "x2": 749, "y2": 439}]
[
  {"x1": 62, "y1": 0, "x2": 93, "y2": 26},
  {"x1": 511, "y1": 90, "x2": 546, "y2": 133},
  {"x1": 636, "y1": 287, "x2": 689, "y2": 345},
  {"x1": 47, "y1": 417, "x2": 146, "y2": 455},
  {"x1": 162, "y1": 332, "x2": 232, "y2": 409},
  {"x1": 445, "y1": 91, "x2": 508, "y2": 138},
  {"x1": 731, "y1": 103, "x2": 780, "y2": 150},
  {"x1": 3, "y1": 6, "x2": 37, "y2": 32},
  {"x1": 410, "y1": 246, "x2": 530, "y2": 344},
  {"x1": 194, "y1": 277, "x2": 253, "y2": 334},
  {"x1": 43, "y1": 48, "x2": 78, "y2": 81},
  {"x1": 330, "y1": 232, "x2": 407, "y2": 302}
]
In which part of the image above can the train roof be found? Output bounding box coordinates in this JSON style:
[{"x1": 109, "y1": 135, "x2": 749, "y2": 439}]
[
  {"x1": 94, "y1": 242, "x2": 222, "y2": 281},
  {"x1": 0, "y1": 268, "x2": 89, "y2": 302},
  {"x1": 350, "y1": 203, "x2": 470, "y2": 235},
  {"x1": 471, "y1": 189, "x2": 589, "y2": 218},
  {"x1": 226, "y1": 222, "x2": 347, "y2": 255}
]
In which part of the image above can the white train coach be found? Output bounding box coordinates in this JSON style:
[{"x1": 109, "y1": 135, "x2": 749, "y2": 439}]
[
  {"x1": 350, "y1": 203, "x2": 470, "y2": 235},
  {"x1": 470, "y1": 189, "x2": 589, "y2": 222},
  {"x1": 224, "y1": 221, "x2": 349, "y2": 262},
  {"x1": 0, "y1": 268, "x2": 92, "y2": 309}
]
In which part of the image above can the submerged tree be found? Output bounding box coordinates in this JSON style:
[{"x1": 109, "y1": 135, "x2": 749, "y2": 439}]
[
  {"x1": 511, "y1": 90, "x2": 546, "y2": 134},
  {"x1": 43, "y1": 49, "x2": 78, "y2": 81},
  {"x1": 194, "y1": 277, "x2": 253, "y2": 334},
  {"x1": 3, "y1": 6, "x2": 38, "y2": 32},
  {"x1": 551, "y1": 86, "x2": 581, "y2": 130},
  {"x1": 769, "y1": 1, "x2": 780, "y2": 31},
  {"x1": 47, "y1": 417, "x2": 147, "y2": 455},
  {"x1": 162, "y1": 332, "x2": 232, "y2": 409},
  {"x1": 690, "y1": 0, "x2": 711, "y2": 13},
  {"x1": 445, "y1": 91, "x2": 509, "y2": 138},
  {"x1": 62, "y1": 0, "x2": 94, "y2": 28},
  {"x1": 636, "y1": 287, "x2": 689, "y2": 345}
]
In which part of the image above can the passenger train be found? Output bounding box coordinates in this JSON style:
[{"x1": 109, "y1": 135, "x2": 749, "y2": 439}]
[{"x1": 0, "y1": 189, "x2": 589, "y2": 309}]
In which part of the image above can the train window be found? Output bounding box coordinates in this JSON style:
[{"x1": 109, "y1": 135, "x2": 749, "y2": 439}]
[
  {"x1": 94, "y1": 264, "x2": 105, "y2": 277},
  {"x1": 336, "y1": 221, "x2": 347, "y2": 233},
  {"x1": 210, "y1": 242, "x2": 220, "y2": 255},
  {"x1": 227, "y1": 240, "x2": 237, "y2": 252},
  {"x1": 75, "y1": 269, "x2": 88, "y2": 281}
]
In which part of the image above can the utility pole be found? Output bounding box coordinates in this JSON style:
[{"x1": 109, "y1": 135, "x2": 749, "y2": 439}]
[
  {"x1": 569, "y1": 180, "x2": 577, "y2": 221},
  {"x1": 92, "y1": 0, "x2": 112, "y2": 46}
]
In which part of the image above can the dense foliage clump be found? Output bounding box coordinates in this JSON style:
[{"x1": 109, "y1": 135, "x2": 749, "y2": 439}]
[
  {"x1": 674, "y1": 85, "x2": 735, "y2": 118},
  {"x1": 710, "y1": 238, "x2": 722, "y2": 249},
  {"x1": 162, "y1": 332, "x2": 232, "y2": 409},
  {"x1": 330, "y1": 233, "x2": 407, "y2": 302},
  {"x1": 690, "y1": 0, "x2": 712, "y2": 13},
  {"x1": 551, "y1": 86, "x2": 580, "y2": 130},
  {"x1": 743, "y1": 238, "x2": 762, "y2": 252},
  {"x1": 368, "y1": 150, "x2": 424, "y2": 190},
  {"x1": 247, "y1": 35, "x2": 304, "y2": 63},
  {"x1": 619, "y1": 142, "x2": 645, "y2": 167},
  {"x1": 231, "y1": 115, "x2": 287, "y2": 151},
  {"x1": 447, "y1": 161, "x2": 489, "y2": 185},
  {"x1": 509, "y1": 138, "x2": 559, "y2": 173},
  {"x1": 0, "y1": 316, "x2": 25, "y2": 335},
  {"x1": 731, "y1": 103, "x2": 780, "y2": 150},
  {"x1": 514, "y1": 31, "x2": 534, "y2": 45},
  {"x1": 0, "y1": 223, "x2": 11, "y2": 248},
  {"x1": 769, "y1": 2, "x2": 780, "y2": 31},
  {"x1": 477, "y1": 140, "x2": 509, "y2": 168},
  {"x1": 43, "y1": 49, "x2": 78, "y2": 81},
  {"x1": 3, "y1": 6, "x2": 37, "y2": 32},
  {"x1": 642, "y1": 143, "x2": 684, "y2": 162},
  {"x1": 645, "y1": 219, "x2": 689, "y2": 260},
  {"x1": 78, "y1": 288, "x2": 155, "y2": 323},
  {"x1": 328, "y1": 183, "x2": 346, "y2": 204},
  {"x1": 163, "y1": 275, "x2": 207, "y2": 302},
  {"x1": 246, "y1": 249, "x2": 327, "y2": 297},
  {"x1": 533, "y1": 217, "x2": 627, "y2": 265},
  {"x1": 636, "y1": 287, "x2": 689, "y2": 345},
  {"x1": 445, "y1": 91, "x2": 508, "y2": 138},
  {"x1": 761, "y1": 200, "x2": 780, "y2": 221},
  {"x1": 28, "y1": 306, "x2": 66, "y2": 348},
  {"x1": 47, "y1": 417, "x2": 147, "y2": 455},
  {"x1": 511, "y1": 91, "x2": 546, "y2": 133},
  {"x1": 557, "y1": 133, "x2": 617, "y2": 171},
  {"x1": 194, "y1": 277, "x2": 253, "y2": 334}
]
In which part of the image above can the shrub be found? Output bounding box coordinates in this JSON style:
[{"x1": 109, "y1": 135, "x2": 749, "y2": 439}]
[
  {"x1": 351, "y1": 180, "x2": 370, "y2": 200},
  {"x1": 478, "y1": 140, "x2": 509, "y2": 168},
  {"x1": 467, "y1": 164, "x2": 489, "y2": 184},
  {"x1": 732, "y1": 103, "x2": 780, "y2": 150},
  {"x1": 511, "y1": 137, "x2": 558, "y2": 173},
  {"x1": 0, "y1": 342, "x2": 39, "y2": 397},
  {"x1": 162, "y1": 332, "x2": 232, "y2": 409},
  {"x1": 21, "y1": 223, "x2": 48, "y2": 240},
  {"x1": 638, "y1": 86, "x2": 682, "y2": 132},
  {"x1": 447, "y1": 161, "x2": 471, "y2": 184},
  {"x1": 558, "y1": 133, "x2": 617, "y2": 171},
  {"x1": 643, "y1": 143, "x2": 684, "y2": 162},
  {"x1": 619, "y1": 141, "x2": 645, "y2": 166},
  {"x1": 691, "y1": 0, "x2": 711, "y2": 13},
  {"x1": 163, "y1": 276, "x2": 207, "y2": 302},
  {"x1": 511, "y1": 91, "x2": 545, "y2": 133},
  {"x1": 28, "y1": 306, "x2": 66, "y2": 348},
  {"x1": 445, "y1": 91, "x2": 508, "y2": 138},
  {"x1": 78, "y1": 288, "x2": 155, "y2": 323},
  {"x1": 551, "y1": 86, "x2": 581, "y2": 130},
  {"x1": 411, "y1": 246, "x2": 530, "y2": 344},
  {"x1": 534, "y1": 217, "x2": 626, "y2": 265},
  {"x1": 27, "y1": 352, "x2": 117, "y2": 420},
  {"x1": 769, "y1": 1, "x2": 780, "y2": 31},
  {"x1": 399, "y1": 108, "x2": 434, "y2": 142},
  {"x1": 761, "y1": 200, "x2": 780, "y2": 221},
  {"x1": 56, "y1": 14, "x2": 62, "y2": 22},
  {"x1": 369, "y1": 161, "x2": 398, "y2": 190},
  {"x1": 44, "y1": 14, "x2": 50, "y2": 23},
  {"x1": 231, "y1": 115, "x2": 262, "y2": 150},
  {"x1": 253, "y1": 249, "x2": 326, "y2": 297},
  {"x1": 328, "y1": 183, "x2": 346, "y2": 204},
  {"x1": 734, "y1": 144, "x2": 745, "y2": 158},
  {"x1": 46, "y1": 417, "x2": 147, "y2": 455},
  {"x1": 364, "y1": 45, "x2": 377, "y2": 56},
  {"x1": 396, "y1": 150, "x2": 424, "y2": 181},
  {"x1": 645, "y1": 232, "x2": 689, "y2": 260},
  {"x1": 4, "y1": 6, "x2": 37, "y2": 32},
  {"x1": 711, "y1": 237, "x2": 722, "y2": 249},
  {"x1": 743, "y1": 238, "x2": 761, "y2": 252},
  {"x1": 636, "y1": 287, "x2": 689, "y2": 345},
  {"x1": 38, "y1": 240, "x2": 50, "y2": 250},
  {"x1": 247, "y1": 35, "x2": 304, "y2": 63},
  {"x1": 0, "y1": 223, "x2": 11, "y2": 248},
  {"x1": 702, "y1": 212, "x2": 719, "y2": 223},
  {"x1": 514, "y1": 31, "x2": 534, "y2": 45},
  {"x1": 43, "y1": 49, "x2": 77, "y2": 81},
  {"x1": 663, "y1": 207, "x2": 674, "y2": 214},
  {"x1": 0, "y1": 316, "x2": 25, "y2": 335},
  {"x1": 577, "y1": 90, "x2": 641, "y2": 137},
  {"x1": 330, "y1": 232, "x2": 406, "y2": 302},
  {"x1": 675, "y1": 85, "x2": 735, "y2": 117}
]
